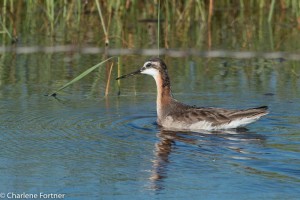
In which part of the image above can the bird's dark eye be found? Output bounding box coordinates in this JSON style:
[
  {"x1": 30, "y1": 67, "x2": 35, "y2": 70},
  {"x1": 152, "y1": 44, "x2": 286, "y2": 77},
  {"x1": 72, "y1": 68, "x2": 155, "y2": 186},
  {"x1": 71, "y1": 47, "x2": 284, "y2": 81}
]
[{"x1": 146, "y1": 63, "x2": 151, "y2": 67}]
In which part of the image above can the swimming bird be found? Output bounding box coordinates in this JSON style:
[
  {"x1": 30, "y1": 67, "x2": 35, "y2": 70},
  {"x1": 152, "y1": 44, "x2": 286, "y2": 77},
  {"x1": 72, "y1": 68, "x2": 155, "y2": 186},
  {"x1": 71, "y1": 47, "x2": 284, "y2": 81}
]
[{"x1": 116, "y1": 58, "x2": 268, "y2": 131}]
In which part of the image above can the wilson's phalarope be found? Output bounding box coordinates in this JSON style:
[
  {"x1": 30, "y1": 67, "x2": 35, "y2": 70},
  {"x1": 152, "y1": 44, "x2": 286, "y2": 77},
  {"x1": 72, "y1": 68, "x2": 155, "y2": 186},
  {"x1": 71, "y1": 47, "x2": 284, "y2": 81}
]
[{"x1": 116, "y1": 58, "x2": 268, "y2": 131}]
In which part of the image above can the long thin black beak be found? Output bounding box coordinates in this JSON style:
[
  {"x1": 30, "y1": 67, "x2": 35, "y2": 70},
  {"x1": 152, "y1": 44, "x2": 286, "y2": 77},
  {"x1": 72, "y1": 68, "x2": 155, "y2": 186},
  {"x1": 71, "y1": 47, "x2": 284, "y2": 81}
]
[{"x1": 116, "y1": 69, "x2": 142, "y2": 80}]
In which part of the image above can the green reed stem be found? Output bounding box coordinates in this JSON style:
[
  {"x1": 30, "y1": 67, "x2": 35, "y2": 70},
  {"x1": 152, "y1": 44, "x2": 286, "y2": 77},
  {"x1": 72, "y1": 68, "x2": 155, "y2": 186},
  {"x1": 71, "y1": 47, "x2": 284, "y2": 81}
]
[
  {"x1": 95, "y1": 0, "x2": 109, "y2": 45},
  {"x1": 46, "y1": 0, "x2": 55, "y2": 30},
  {"x1": 196, "y1": 0, "x2": 206, "y2": 22},
  {"x1": 9, "y1": 0, "x2": 14, "y2": 13},
  {"x1": 268, "y1": 0, "x2": 276, "y2": 22}
]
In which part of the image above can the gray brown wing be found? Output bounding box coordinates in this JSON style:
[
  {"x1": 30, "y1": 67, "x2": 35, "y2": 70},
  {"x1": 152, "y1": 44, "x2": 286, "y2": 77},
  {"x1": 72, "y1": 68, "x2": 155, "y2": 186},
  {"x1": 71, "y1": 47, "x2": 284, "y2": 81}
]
[
  {"x1": 169, "y1": 107, "x2": 231, "y2": 125},
  {"x1": 170, "y1": 106, "x2": 268, "y2": 126}
]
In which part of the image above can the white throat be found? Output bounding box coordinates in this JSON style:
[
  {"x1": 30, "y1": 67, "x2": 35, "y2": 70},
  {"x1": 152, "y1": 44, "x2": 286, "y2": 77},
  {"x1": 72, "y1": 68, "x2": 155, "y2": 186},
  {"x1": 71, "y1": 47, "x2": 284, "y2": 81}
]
[{"x1": 141, "y1": 68, "x2": 159, "y2": 77}]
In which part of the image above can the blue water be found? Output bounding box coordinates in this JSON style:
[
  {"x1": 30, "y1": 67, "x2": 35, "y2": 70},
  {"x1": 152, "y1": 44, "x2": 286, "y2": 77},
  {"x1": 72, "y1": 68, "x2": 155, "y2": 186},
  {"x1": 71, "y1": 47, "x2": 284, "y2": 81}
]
[{"x1": 0, "y1": 54, "x2": 299, "y2": 199}]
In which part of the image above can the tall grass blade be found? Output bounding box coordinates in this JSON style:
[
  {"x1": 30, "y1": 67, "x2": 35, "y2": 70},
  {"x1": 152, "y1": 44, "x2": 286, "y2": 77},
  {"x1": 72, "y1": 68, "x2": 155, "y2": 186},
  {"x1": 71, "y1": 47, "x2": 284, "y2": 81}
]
[
  {"x1": 47, "y1": 57, "x2": 114, "y2": 97},
  {"x1": 95, "y1": 0, "x2": 109, "y2": 45},
  {"x1": 268, "y1": 0, "x2": 276, "y2": 22}
]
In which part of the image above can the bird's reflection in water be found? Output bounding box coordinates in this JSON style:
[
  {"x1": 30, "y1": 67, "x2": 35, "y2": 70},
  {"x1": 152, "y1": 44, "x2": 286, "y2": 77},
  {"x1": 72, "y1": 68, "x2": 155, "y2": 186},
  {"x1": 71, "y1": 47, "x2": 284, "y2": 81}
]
[{"x1": 148, "y1": 127, "x2": 266, "y2": 191}]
